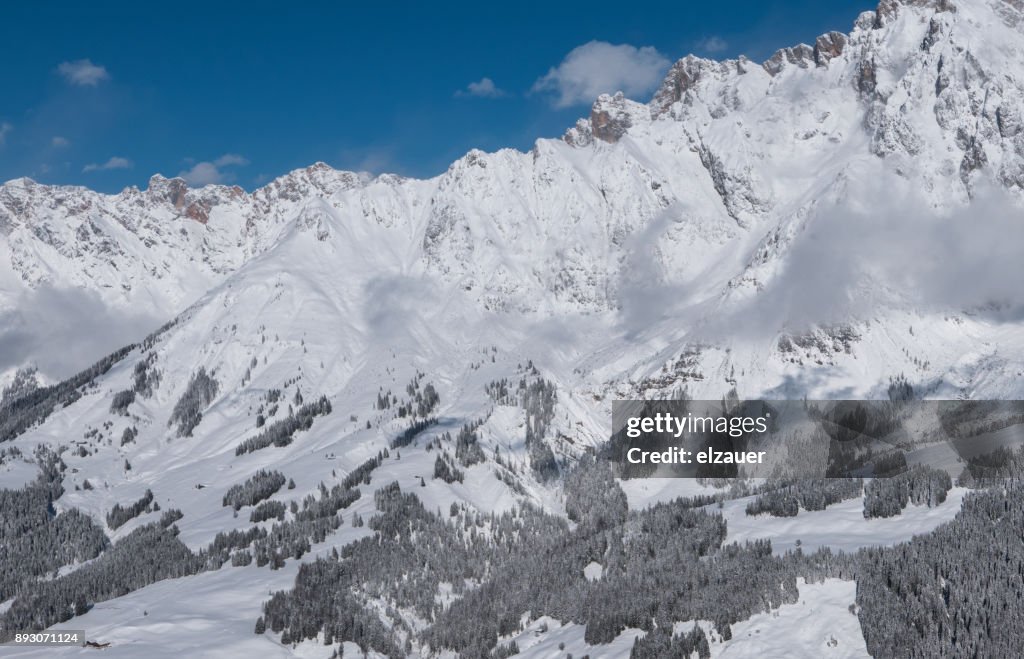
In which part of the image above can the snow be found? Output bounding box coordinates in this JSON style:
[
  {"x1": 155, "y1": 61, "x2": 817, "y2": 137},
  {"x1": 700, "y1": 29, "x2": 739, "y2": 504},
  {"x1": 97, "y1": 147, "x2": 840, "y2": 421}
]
[
  {"x1": 0, "y1": 457, "x2": 39, "y2": 489},
  {"x1": 3, "y1": 565, "x2": 301, "y2": 658},
  {"x1": 502, "y1": 616, "x2": 645, "y2": 659},
  {"x1": 619, "y1": 477, "x2": 729, "y2": 510},
  {"x1": 620, "y1": 475, "x2": 968, "y2": 557},
  {"x1": 715, "y1": 579, "x2": 868, "y2": 658},
  {"x1": 1, "y1": 0, "x2": 1024, "y2": 654},
  {"x1": 583, "y1": 561, "x2": 603, "y2": 581},
  {"x1": 502, "y1": 580, "x2": 867, "y2": 659},
  {"x1": 719, "y1": 487, "x2": 969, "y2": 556}
]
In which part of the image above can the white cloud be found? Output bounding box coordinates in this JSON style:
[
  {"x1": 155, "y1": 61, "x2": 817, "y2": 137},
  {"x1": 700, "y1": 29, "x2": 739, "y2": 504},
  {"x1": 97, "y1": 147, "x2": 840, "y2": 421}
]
[
  {"x1": 338, "y1": 145, "x2": 397, "y2": 177},
  {"x1": 177, "y1": 162, "x2": 222, "y2": 186},
  {"x1": 83, "y1": 156, "x2": 132, "y2": 172},
  {"x1": 213, "y1": 153, "x2": 249, "y2": 167},
  {"x1": 532, "y1": 41, "x2": 670, "y2": 108},
  {"x1": 51, "y1": 136, "x2": 70, "y2": 148},
  {"x1": 0, "y1": 286, "x2": 159, "y2": 380},
  {"x1": 697, "y1": 181, "x2": 1024, "y2": 342},
  {"x1": 0, "y1": 122, "x2": 11, "y2": 146},
  {"x1": 456, "y1": 77, "x2": 506, "y2": 98},
  {"x1": 178, "y1": 154, "x2": 249, "y2": 186},
  {"x1": 696, "y1": 36, "x2": 729, "y2": 54},
  {"x1": 57, "y1": 59, "x2": 110, "y2": 86}
]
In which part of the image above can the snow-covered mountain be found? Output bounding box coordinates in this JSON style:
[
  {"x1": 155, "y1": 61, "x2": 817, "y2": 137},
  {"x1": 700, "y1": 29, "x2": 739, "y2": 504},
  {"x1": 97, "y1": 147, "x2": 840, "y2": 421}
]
[
  {"x1": 4, "y1": 0, "x2": 1024, "y2": 398},
  {"x1": 2, "y1": 0, "x2": 1024, "y2": 656}
]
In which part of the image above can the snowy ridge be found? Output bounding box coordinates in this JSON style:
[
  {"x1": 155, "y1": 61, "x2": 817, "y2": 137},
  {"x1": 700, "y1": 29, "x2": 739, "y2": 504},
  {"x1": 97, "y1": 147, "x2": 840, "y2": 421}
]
[{"x1": 3, "y1": 0, "x2": 1023, "y2": 325}]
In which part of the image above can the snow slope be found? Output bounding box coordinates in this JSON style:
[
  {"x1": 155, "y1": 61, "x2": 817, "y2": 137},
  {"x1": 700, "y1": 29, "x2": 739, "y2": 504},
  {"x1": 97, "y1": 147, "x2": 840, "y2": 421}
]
[{"x1": 496, "y1": 580, "x2": 867, "y2": 659}]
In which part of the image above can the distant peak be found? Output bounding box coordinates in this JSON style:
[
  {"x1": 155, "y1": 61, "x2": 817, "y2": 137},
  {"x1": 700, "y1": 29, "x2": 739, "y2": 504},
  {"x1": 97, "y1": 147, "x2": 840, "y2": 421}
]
[
  {"x1": 589, "y1": 93, "x2": 639, "y2": 143},
  {"x1": 562, "y1": 92, "x2": 649, "y2": 146},
  {"x1": 873, "y1": 0, "x2": 957, "y2": 29},
  {"x1": 650, "y1": 55, "x2": 736, "y2": 117},
  {"x1": 147, "y1": 173, "x2": 188, "y2": 188},
  {"x1": 145, "y1": 174, "x2": 192, "y2": 211},
  {"x1": 3, "y1": 177, "x2": 37, "y2": 189}
]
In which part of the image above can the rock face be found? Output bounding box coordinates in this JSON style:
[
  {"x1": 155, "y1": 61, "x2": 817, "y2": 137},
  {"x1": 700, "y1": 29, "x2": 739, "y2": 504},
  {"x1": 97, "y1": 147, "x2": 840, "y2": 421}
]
[
  {"x1": 764, "y1": 44, "x2": 816, "y2": 75},
  {"x1": 146, "y1": 175, "x2": 189, "y2": 209},
  {"x1": 650, "y1": 55, "x2": 721, "y2": 113},
  {"x1": 813, "y1": 32, "x2": 848, "y2": 66},
  {"x1": 589, "y1": 93, "x2": 634, "y2": 143}
]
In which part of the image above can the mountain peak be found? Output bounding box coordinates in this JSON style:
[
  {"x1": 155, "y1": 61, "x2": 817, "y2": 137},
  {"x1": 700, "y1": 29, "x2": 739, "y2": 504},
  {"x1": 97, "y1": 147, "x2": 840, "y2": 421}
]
[
  {"x1": 146, "y1": 174, "x2": 189, "y2": 209},
  {"x1": 3, "y1": 176, "x2": 38, "y2": 189},
  {"x1": 650, "y1": 55, "x2": 727, "y2": 116}
]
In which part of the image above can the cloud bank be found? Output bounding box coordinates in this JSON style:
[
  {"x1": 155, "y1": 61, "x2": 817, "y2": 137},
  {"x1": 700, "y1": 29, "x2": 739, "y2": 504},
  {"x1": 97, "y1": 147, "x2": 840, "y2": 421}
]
[
  {"x1": 83, "y1": 156, "x2": 133, "y2": 172},
  {"x1": 532, "y1": 41, "x2": 670, "y2": 108},
  {"x1": 696, "y1": 36, "x2": 729, "y2": 54},
  {"x1": 720, "y1": 183, "x2": 1024, "y2": 337},
  {"x1": 456, "y1": 77, "x2": 506, "y2": 98},
  {"x1": 0, "y1": 287, "x2": 160, "y2": 380},
  {"x1": 58, "y1": 59, "x2": 110, "y2": 86},
  {"x1": 178, "y1": 154, "x2": 249, "y2": 186}
]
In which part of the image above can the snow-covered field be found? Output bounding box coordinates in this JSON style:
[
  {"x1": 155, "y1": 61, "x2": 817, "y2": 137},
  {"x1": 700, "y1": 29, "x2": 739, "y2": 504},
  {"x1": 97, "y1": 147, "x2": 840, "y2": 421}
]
[
  {"x1": 714, "y1": 579, "x2": 868, "y2": 659},
  {"x1": 719, "y1": 487, "x2": 968, "y2": 555},
  {"x1": 4, "y1": 566, "x2": 303, "y2": 659},
  {"x1": 498, "y1": 579, "x2": 867, "y2": 659},
  {"x1": 620, "y1": 478, "x2": 968, "y2": 555}
]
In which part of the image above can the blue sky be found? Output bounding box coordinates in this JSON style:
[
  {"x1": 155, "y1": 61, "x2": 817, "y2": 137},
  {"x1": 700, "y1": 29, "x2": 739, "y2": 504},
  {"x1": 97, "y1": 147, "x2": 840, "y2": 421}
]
[{"x1": 1, "y1": 0, "x2": 873, "y2": 192}]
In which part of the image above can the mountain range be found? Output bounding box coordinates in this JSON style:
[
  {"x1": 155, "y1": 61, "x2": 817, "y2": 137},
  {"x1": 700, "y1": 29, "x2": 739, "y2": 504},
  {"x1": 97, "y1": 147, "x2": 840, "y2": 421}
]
[{"x1": 2, "y1": 0, "x2": 1024, "y2": 656}]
